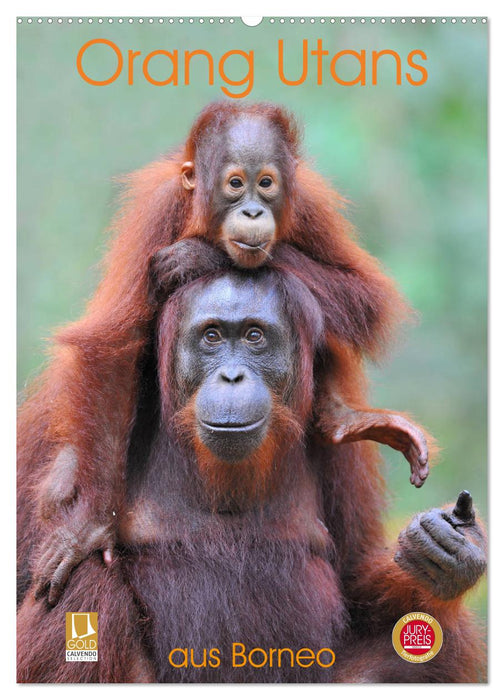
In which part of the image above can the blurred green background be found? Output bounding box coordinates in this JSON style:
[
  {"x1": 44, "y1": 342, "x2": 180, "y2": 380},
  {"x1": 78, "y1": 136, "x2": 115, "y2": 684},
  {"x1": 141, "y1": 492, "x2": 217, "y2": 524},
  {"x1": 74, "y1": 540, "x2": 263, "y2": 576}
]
[{"x1": 17, "y1": 18, "x2": 487, "y2": 620}]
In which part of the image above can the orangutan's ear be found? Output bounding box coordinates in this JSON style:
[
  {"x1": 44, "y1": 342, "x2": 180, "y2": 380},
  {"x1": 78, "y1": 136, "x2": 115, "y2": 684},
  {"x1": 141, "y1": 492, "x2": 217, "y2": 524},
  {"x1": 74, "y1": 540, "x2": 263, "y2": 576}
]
[{"x1": 181, "y1": 161, "x2": 196, "y2": 191}]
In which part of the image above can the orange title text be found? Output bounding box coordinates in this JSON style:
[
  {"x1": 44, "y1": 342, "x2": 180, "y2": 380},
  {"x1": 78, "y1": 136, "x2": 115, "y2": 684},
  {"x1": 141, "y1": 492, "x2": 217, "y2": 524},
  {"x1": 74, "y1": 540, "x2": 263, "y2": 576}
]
[{"x1": 76, "y1": 38, "x2": 429, "y2": 97}]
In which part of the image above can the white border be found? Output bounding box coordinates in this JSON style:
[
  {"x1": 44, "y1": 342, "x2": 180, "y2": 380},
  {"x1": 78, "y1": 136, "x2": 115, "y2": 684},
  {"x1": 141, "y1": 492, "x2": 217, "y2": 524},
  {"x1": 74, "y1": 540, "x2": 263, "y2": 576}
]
[{"x1": 5, "y1": 2, "x2": 501, "y2": 697}]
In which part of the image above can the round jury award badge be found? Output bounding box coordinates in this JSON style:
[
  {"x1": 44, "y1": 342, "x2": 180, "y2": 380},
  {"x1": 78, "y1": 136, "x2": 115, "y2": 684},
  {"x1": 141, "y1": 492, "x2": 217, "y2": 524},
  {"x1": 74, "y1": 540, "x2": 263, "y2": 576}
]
[{"x1": 392, "y1": 613, "x2": 443, "y2": 663}]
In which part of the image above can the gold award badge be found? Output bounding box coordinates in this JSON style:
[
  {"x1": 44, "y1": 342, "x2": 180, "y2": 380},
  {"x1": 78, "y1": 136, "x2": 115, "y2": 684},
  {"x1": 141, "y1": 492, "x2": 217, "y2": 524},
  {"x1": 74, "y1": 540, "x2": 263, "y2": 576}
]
[
  {"x1": 65, "y1": 612, "x2": 98, "y2": 662},
  {"x1": 392, "y1": 612, "x2": 443, "y2": 664}
]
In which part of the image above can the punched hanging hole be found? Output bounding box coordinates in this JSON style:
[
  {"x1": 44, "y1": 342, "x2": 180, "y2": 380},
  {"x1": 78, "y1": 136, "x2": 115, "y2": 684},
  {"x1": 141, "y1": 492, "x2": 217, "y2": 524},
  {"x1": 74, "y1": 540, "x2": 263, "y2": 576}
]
[{"x1": 241, "y1": 16, "x2": 263, "y2": 27}]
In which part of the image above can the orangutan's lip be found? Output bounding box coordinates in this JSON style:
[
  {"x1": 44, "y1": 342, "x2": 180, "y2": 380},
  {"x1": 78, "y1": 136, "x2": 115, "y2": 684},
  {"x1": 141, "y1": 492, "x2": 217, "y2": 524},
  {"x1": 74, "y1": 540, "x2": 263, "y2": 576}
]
[
  {"x1": 231, "y1": 240, "x2": 270, "y2": 252},
  {"x1": 200, "y1": 417, "x2": 266, "y2": 432}
]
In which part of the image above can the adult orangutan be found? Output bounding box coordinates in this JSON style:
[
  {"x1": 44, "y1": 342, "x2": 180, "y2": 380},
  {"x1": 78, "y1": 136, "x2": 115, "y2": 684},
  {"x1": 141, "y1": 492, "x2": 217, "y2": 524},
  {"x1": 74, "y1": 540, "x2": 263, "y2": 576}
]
[
  {"x1": 17, "y1": 267, "x2": 486, "y2": 683},
  {"x1": 19, "y1": 102, "x2": 433, "y2": 606}
]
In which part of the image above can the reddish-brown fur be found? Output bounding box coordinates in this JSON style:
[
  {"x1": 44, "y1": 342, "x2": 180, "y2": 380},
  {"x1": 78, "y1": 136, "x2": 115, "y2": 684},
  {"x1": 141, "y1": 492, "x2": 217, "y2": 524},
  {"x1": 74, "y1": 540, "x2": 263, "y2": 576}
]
[
  {"x1": 18, "y1": 102, "x2": 418, "y2": 594},
  {"x1": 18, "y1": 104, "x2": 467, "y2": 681},
  {"x1": 17, "y1": 266, "x2": 484, "y2": 683}
]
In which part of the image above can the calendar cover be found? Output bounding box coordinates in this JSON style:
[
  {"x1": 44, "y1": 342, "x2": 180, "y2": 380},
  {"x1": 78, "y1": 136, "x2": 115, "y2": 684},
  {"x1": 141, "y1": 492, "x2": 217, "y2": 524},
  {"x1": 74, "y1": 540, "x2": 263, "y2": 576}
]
[{"x1": 16, "y1": 15, "x2": 488, "y2": 683}]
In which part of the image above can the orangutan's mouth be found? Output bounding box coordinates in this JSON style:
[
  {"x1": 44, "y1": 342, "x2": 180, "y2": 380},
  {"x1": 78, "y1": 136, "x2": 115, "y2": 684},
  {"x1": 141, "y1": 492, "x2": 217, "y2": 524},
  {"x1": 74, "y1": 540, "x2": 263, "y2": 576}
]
[{"x1": 199, "y1": 417, "x2": 267, "y2": 433}]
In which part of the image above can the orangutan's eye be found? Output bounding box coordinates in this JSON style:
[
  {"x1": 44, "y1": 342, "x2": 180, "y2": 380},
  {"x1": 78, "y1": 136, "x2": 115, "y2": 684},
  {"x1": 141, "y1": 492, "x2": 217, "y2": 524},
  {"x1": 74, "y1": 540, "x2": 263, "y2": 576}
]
[
  {"x1": 203, "y1": 327, "x2": 223, "y2": 344},
  {"x1": 244, "y1": 327, "x2": 264, "y2": 344}
]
